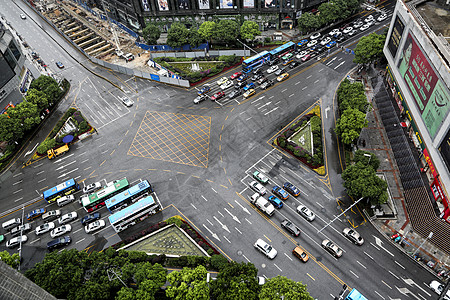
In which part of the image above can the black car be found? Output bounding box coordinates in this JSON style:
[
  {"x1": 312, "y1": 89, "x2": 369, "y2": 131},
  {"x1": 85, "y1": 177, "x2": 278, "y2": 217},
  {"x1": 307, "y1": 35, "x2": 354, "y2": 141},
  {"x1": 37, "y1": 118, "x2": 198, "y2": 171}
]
[
  {"x1": 253, "y1": 68, "x2": 262, "y2": 75},
  {"x1": 235, "y1": 80, "x2": 247, "y2": 89},
  {"x1": 281, "y1": 219, "x2": 301, "y2": 237},
  {"x1": 289, "y1": 61, "x2": 300, "y2": 68},
  {"x1": 81, "y1": 213, "x2": 101, "y2": 225},
  {"x1": 31, "y1": 52, "x2": 39, "y2": 59},
  {"x1": 268, "y1": 58, "x2": 279, "y2": 66},
  {"x1": 228, "y1": 89, "x2": 242, "y2": 99},
  {"x1": 257, "y1": 77, "x2": 267, "y2": 85},
  {"x1": 252, "y1": 74, "x2": 263, "y2": 81},
  {"x1": 47, "y1": 236, "x2": 71, "y2": 251},
  {"x1": 260, "y1": 80, "x2": 274, "y2": 90}
]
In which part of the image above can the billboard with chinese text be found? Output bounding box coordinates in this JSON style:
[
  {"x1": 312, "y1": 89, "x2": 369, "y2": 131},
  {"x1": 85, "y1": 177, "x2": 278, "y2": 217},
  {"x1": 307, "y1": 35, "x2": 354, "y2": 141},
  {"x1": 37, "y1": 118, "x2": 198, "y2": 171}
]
[{"x1": 387, "y1": 15, "x2": 405, "y2": 59}]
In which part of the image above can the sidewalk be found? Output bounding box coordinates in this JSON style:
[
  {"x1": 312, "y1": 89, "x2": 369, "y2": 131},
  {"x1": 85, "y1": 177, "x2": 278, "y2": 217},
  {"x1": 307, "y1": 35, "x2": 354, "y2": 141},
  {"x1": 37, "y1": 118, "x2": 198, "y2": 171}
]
[{"x1": 354, "y1": 65, "x2": 449, "y2": 277}]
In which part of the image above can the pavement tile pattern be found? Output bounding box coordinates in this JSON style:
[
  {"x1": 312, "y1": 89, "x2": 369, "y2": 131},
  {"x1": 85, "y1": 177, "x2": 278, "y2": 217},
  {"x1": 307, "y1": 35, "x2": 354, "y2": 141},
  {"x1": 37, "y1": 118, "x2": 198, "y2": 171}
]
[{"x1": 128, "y1": 111, "x2": 211, "y2": 168}]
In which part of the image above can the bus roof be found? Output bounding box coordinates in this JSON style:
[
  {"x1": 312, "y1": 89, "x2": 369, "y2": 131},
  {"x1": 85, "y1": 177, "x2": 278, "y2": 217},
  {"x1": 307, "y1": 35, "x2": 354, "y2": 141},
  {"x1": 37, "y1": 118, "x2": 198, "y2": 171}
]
[
  {"x1": 108, "y1": 195, "x2": 156, "y2": 224},
  {"x1": 105, "y1": 180, "x2": 151, "y2": 209},
  {"x1": 269, "y1": 41, "x2": 295, "y2": 55},
  {"x1": 346, "y1": 289, "x2": 368, "y2": 300},
  {"x1": 243, "y1": 50, "x2": 270, "y2": 64},
  {"x1": 82, "y1": 178, "x2": 129, "y2": 207},
  {"x1": 43, "y1": 178, "x2": 76, "y2": 199}
]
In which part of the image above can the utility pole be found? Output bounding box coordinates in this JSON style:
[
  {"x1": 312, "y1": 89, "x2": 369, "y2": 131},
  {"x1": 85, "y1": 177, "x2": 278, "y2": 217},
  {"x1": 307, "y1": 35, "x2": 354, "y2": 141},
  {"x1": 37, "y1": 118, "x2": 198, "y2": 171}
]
[{"x1": 318, "y1": 198, "x2": 364, "y2": 234}]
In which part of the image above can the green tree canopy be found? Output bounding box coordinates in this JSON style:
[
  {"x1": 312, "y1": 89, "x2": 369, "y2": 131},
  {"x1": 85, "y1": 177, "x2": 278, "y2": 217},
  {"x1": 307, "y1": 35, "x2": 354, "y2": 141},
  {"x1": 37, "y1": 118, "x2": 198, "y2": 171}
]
[
  {"x1": 297, "y1": 13, "x2": 320, "y2": 33},
  {"x1": 167, "y1": 23, "x2": 189, "y2": 49},
  {"x1": 143, "y1": 24, "x2": 161, "y2": 45},
  {"x1": 166, "y1": 265, "x2": 209, "y2": 300},
  {"x1": 240, "y1": 21, "x2": 261, "y2": 42},
  {"x1": 335, "y1": 108, "x2": 368, "y2": 145},
  {"x1": 25, "y1": 88, "x2": 48, "y2": 110},
  {"x1": 188, "y1": 28, "x2": 203, "y2": 49},
  {"x1": 8, "y1": 101, "x2": 40, "y2": 131},
  {"x1": 342, "y1": 162, "x2": 388, "y2": 205},
  {"x1": 214, "y1": 20, "x2": 239, "y2": 44},
  {"x1": 353, "y1": 33, "x2": 386, "y2": 65},
  {"x1": 259, "y1": 276, "x2": 314, "y2": 300},
  {"x1": 210, "y1": 262, "x2": 260, "y2": 300},
  {"x1": 29, "y1": 75, "x2": 61, "y2": 104},
  {"x1": 353, "y1": 150, "x2": 380, "y2": 171},
  {"x1": 0, "y1": 250, "x2": 21, "y2": 269},
  {"x1": 0, "y1": 113, "x2": 24, "y2": 142},
  {"x1": 198, "y1": 21, "x2": 217, "y2": 43},
  {"x1": 337, "y1": 79, "x2": 370, "y2": 113}
]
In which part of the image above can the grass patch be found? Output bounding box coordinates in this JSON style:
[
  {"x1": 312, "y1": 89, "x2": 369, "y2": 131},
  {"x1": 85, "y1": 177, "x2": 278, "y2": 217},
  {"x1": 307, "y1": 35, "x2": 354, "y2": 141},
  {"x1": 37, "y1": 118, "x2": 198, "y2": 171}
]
[
  {"x1": 290, "y1": 122, "x2": 312, "y2": 154},
  {"x1": 167, "y1": 62, "x2": 221, "y2": 73}
]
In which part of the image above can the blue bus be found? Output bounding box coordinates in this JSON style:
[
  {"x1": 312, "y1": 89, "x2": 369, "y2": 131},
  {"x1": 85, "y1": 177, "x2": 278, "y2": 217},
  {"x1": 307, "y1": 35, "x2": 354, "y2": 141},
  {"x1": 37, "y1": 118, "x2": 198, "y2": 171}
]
[
  {"x1": 242, "y1": 50, "x2": 271, "y2": 73},
  {"x1": 43, "y1": 178, "x2": 80, "y2": 203},
  {"x1": 105, "y1": 180, "x2": 153, "y2": 213},
  {"x1": 346, "y1": 289, "x2": 368, "y2": 300},
  {"x1": 269, "y1": 41, "x2": 296, "y2": 60},
  {"x1": 108, "y1": 195, "x2": 161, "y2": 233}
]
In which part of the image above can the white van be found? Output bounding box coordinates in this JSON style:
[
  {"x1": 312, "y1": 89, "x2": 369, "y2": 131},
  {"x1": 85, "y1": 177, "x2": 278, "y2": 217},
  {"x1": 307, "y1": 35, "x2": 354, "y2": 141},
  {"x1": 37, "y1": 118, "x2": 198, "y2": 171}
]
[
  {"x1": 2, "y1": 218, "x2": 21, "y2": 231},
  {"x1": 57, "y1": 195, "x2": 75, "y2": 207}
]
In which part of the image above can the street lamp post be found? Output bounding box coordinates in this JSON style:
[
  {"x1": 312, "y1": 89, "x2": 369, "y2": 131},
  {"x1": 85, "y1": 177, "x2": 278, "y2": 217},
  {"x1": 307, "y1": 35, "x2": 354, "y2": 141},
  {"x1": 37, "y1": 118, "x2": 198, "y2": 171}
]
[
  {"x1": 18, "y1": 205, "x2": 25, "y2": 271},
  {"x1": 363, "y1": 153, "x2": 372, "y2": 165},
  {"x1": 318, "y1": 197, "x2": 365, "y2": 234},
  {"x1": 413, "y1": 232, "x2": 433, "y2": 256}
]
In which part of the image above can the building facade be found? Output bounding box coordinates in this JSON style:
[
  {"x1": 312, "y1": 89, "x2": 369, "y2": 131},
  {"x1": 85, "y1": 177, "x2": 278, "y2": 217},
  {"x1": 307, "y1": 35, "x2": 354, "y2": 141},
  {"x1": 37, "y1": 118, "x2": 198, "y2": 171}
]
[
  {"x1": 86, "y1": 0, "x2": 326, "y2": 32},
  {"x1": 383, "y1": 0, "x2": 450, "y2": 222}
]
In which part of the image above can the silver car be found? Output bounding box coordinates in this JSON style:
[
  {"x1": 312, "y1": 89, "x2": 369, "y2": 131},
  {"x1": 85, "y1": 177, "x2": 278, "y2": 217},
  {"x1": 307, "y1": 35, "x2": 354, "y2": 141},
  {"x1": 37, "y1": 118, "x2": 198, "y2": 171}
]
[
  {"x1": 322, "y1": 239, "x2": 343, "y2": 258},
  {"x1": 249, "y1": 181, "x2": 267, "y2": 196},
  {"x1": 342, "y1": 227, "x2": 364, "y2": 245},
  {"x1": 296, "y1": 204, "x2": 315, "y2": 221},
  {"x1": 35, "y1": 222, "x2": 55, "y2": 235},
  {"x1": 58, "y1": 212, "x2": 78, "y2": 225},
  {"x1": 254, "y1": 238, "x2": 277, "y2": 259},
  {"x1": 50, "y1": 225, "x2": 72, "y2": 238}
]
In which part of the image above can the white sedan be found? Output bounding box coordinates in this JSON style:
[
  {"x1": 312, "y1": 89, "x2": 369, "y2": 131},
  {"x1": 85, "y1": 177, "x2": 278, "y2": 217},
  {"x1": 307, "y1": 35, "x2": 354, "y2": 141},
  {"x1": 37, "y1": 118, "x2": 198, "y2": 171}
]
[
  {"x1": 35, "y1": 222, "x2": 55, "y2": 235},
  {"x1": 307, "y1": 40, "x2": 318, "y2": 47},
  {"x1": 297, "y1": 204, "x2": 315, "y2": 221},
  {"x1": 377, "y1": 14, "x2": 388, "y2": 22},
  {"x1": 83, "y1": 182, "x2": 102, "y2": 194},
  {"x1": 58, "y1": 212, "x2": 78, "y2": 225},
  {"x1": 50, "y1": 225, "x2": 71, "y2": 238},
  {"x1": 364, "y1": 15, "x2": 374, "y2": 23},
  {"x1": 85, "y1": 220, "x2": 106, "y2": 234},
  {"x1": 343, "y1": 26, "x2": 353, "y2": 34},
  {"x1": 360, "y1": 23, "x2": 370, "y2": 31},
  {"x1": 329, "y1": 29, "x2": 340, "y2": 36},
  {"x1": 310, "y1": 32, "x2": 321, "y2": 40},
  {"x1": 220, "y1": 80, "x2": 233, "y2": 90},
  {"x1": 320, "y1": 37, "x2": 331, "y2": 46},
  {"x1": 266, "y1": 65, "x2": 279, "y2": 74},
  {"x1": 216, "y1": 77, "x2": 228, "y2": 86},
  {"x1": 296, "y1": 51, "x2": 309, "y2": 59}
]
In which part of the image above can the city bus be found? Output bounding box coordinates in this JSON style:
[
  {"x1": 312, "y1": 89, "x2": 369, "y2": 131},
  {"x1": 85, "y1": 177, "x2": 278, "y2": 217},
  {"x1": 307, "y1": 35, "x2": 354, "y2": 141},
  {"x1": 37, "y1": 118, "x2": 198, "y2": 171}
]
[
  {"x1": 242, "y1": 50, "x2": 271, "y2": 73},
  {"x1": 43, "y1": 178, "x2": 80, "y2": 203},
  {"x1": 108, "y1": 195, "x2": 161, "y2": 233},
  {"x1": 81, "y1": 178, "x2": 129, "y2": 212},
  {"x1": 269, "y1": 41, "x2": 296, "y2": 60},
  {"x1": 345, "y1": 289, "x2": 368, "y2": 300},
  {"x1": 105, "y1": 180, "x2": 153, "y2": 213}
]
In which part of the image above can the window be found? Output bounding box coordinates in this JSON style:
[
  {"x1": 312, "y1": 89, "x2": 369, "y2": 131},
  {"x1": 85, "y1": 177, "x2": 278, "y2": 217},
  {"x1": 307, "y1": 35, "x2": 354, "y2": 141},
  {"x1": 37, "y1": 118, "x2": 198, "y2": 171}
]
[{"x1": 9, "y1": 41, "x2": 21, "y2": 61}]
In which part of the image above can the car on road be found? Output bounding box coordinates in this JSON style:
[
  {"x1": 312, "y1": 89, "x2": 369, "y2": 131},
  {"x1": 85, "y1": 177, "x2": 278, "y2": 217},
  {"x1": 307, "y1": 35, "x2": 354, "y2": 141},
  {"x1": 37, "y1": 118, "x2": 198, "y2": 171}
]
[
  {"x1": 85, "y1": 219, "x2": 106, "y2": 234},
  {"x1": 301, "y1": 54, "x2": 311, "y2": 62},
  {"x1": 310, "y1": 32, "x2": 321, "y2": 40},
  {"x1": 235, "y1": 80, "x2": 247, "y2": 89},
  {"x1": 211, "y1": 91, "x2": 225, "y2": 101},
  {"x1": 329, "y1": 29, "x2": 340, "y2": 36},
  {"x1": 230, "y1": 72, "x2": 242, "y2": 79},
  {"x1": 322, "y1": 239, "x2": 343, "y2": 258},
  {"x1": 267, "y1": 58, "x2": 279, "y2": 66},
  {"x1": 237, "y1": 74, "x2": 248, "y2": 82},
  {"x1": 343, "y1": 26, "x2": 353, "y2": 34},
  {"x1": 252, "y1": 68, "x2": 262, "y2": 75},
  {"x1": 10, "y1": 223, "x2": 32, "y2": 237},
  {"x1": 296, "y1": 50, "x2": 309, "y2": 59},
  {"x1": 326, "y1": 41, "x2": 337, "y2": 49},
  {"x1": 281, "y1": 219, "x2": 301, "y2": 237},
  {"x1": 342, "y1": 228, "x2": 364, "y2": 245},
  {"x1": 20, "y1": 14, "x2": 26, "y2": 19},
  {"x1": 227, "y1": 89, "x2": 241, "y2": 99},
  {"x1": 243, "y1": 89, "x2": 256, "y2": 98},
  {"x1": 364, "y1": 15, "x2": 374, "y2": 23},
  {"x1": 243, "y1": 82, "x2": 255, "y2": 91},
  {"x1": 353, "y1": 21, "x2": 364, "y2": 28},
  {"x1": 35, "y1": 222, "x2": 55, "y2": 235},
  {"x1": 267, "y1": 65, "x2": 279, "y2": 74},
  {"x1": 360, "y1": 23, "x2": 370, "y2": 31},
  {"x1": 216, "y1": 77, "x2": 229, "y2": 86},
  {"x1": 251, "y1": 74, "x2": 263, "y2": 81},
  {"x1": 50, "y1": 225, "x2": 71, "y2": 238},
  {"x1": 297, "y1": 39, "x2": 308, "y2": 47},
  {"x1": 58, "y1": 212, "x2": 78, "y2": 225},
  {"x1": 198, "y1": 85, "x2": 211, "y2": 95},
  {"x1": 257, "y1": 77, "x2": 267, "y2": 84},
  {"x1": 268, "y1": 196, "x2": 283, "y2": 209},
  {"x1": 220, "y1": 80, "x2": 233, "y2": 90},
  {"x1": 274, "y1": 68, "x2": 286, "y2": 76},
  {"x1": 83, "y1": 182, "x2": 102, "y2": 194},
  {"x1": 253, "y1": 170, "x2": 269, "y2": 184},
  {"x1": 249, "y1": 181, "x2": 267, "y2": 195},
  {"x1": 377, "y1": 13, "x2": 388, "y2": 22},
  {"x1": 194, "y1": 94, "x2": 207, "y2": 104},
  {"x1": 120, "y1": 96, "x2": 134, "y2": 107},
  {"x1": 336, "y1": 35, "x2": 346, "y2": 42},
  {"x1": 281, "y1": 53, "x2": 293, "y2": 61},
  {"x1": 283, "y1": 182, "x2": 300, "y2": 197},
  {"x1": 348, "y1": 29, "x2": 358, "y2": 36},
  {"x1": 292, "y1": 246, "x2": 309, "y2": 262},
  {"x1": 260, "y1": 80, "x2": 273, "y2": 90},
  {"x1": 307, "y1": 40, "x2": 318, "y2": 47},
  {"x1": 6, "y1": 235, "x2": 27, "y2": 248},
  {"x1": 81, "y1": 213, "x2": 101, "y2": 225},
  {"x1": 320, "y1": 37, "x2": 331, "y2": 46},
  {"x1": 47, "y1": 236, "x2": 71, "y2": 251},
  {"x1": 42, "y1": 210, "x2": 61, "y2": 222},
  {"x1": 55, "y1": 61, "x2": 64, "y2": 69},
  {"x1": 289, "y1": 61, "x2": 300, "y2": 68},
  {"x1": 272, "y1": 186, "x2": 289, "y2": 200},
  {"x1": 27, "y1": 208, "x2": 46, "y2": 221},
  {"x1": 277, "y1": 73, "x2": 289, "y2": 82},
  {"x1": 297, "y1": 204, "x2": 315, "y2": 221},
  {"x1": 429, "y1": 280, "x2": 450, "y2": 299},
  {"x1": 254, "y1": 238, "x2": 277, "y2": 259}
]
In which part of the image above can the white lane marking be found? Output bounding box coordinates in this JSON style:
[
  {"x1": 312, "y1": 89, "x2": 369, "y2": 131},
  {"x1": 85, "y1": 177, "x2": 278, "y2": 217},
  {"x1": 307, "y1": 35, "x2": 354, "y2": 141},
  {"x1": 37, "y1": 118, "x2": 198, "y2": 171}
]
[
  {"x1": 14, "y1": 197, "x2": 23, "y2": 202},
  {"x1": 13, "y1": 189, "x2": 22, "y2": 194},
  {"x1": 274, "y1": 263, "x2": 282, "y2": 272},
  {"x1": 13, "y1": 173, "x2": 23, "y2": 177},
  {"x1": 284, "y1": 253, "x2": 293, "y2": 261},
  {"x1": 289, "y1": 94, "x2": 294, "y2": 97},
  {"x1": 364, "y1": 251, "x2": 374, "y2": 260},
  {"x1": 349, "y1": 270, "x2": 359, "y2": 278},
  {"x1": 223, "y1": 236, "x2": 231, "y2": 243},
  {"x1": 388, "y1": 270, "x2": 400, "y2": 280},
  {"x1": 264, "y1": 107, "x2": 278, "y2": 115},
  {"x1": 235, "y1": 227, "x2": 242, "y2": 234},
  {"x1": 295, "y1": 81, "x2": 301, "y2": 85},
  {"x1": 395, "y1": 261, "x2": 405, "y2": 269},
  {"x1": 207, "y1": 219, "x2": 214, "y2": 226},
  {"x1": 242, "y1": 254, "x2": 250, "y2": 262},
  {"x1": 306, "y1": 75, "x2": 312, "y2": 79},
  {"x1": 76, "y1": 238, "x2": 86, "y2": 244},
  {"x1": 382, "y1": 280, "x2": 392, "y2": 289},
  {"x1": 357, "y1": 261, "x2": 367, "y2": 269},
  {"x1": 281, "y1": 88, "x2": 287, "y2": 93},
  {"x1": 13, "y1": 180, "x2": 23, "y2": 185},
  {"x1": 334, "y1": 61, "x2": 345, "y2": 69},
  {"x1": 314, "y1": 79, "x2": 319, "y2": 84},
  {"x1": 38, "y1": 178, "x2": 46, "y2": 183},
  {"x1": 245, "y1": 218, "x2": 252, "y2": 224},
  {"x1": 30, "y1": 238, "x2": 40, "y2": 244},
  {"x1": 191, "y1": 203, "x2": 197, "y2": 210},
  {"x1": 36, "y1": 171, "x2": 45, "y2": 175},
  {"x1": 201, "y1": 195, "x2": 208, "y2": 202},
  {"x1": 211, "y1": 188, "x2": 218, "y2": 193},
  {"x1": 302, "y1": 86, "x2": 307, "y2": 90}
]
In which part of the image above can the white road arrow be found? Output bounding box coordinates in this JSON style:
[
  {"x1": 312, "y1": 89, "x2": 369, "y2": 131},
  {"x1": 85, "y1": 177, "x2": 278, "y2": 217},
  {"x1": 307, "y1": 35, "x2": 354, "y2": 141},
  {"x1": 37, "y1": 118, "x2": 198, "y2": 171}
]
[
  {"x1": 57, "y1": 168, "x2": 78, "y2": 179},
  {"x1": 224, "y1": 208, "x2": 241, "y2": 224},
  {"x1": 202, "y1": 224, "x2": 220, "y2": 241},
  {"x1": 25, "y1": 143, "x2": 39, "y2": 157},
  {"x1": 395, "y1": 286, "x2": 421, "y2": 299},
  {"x1": 373, "y1": 236, "x2": 394, "y2": 256},
  {"x1": 402, "y1": 279, "x2": 431, "y2": 297},
  {"x1": 234, "y1": 200, "x2": 251, "y2": 215},
  {"x1": 213, "y1": 216, "x2": 230, "y2": 233}
]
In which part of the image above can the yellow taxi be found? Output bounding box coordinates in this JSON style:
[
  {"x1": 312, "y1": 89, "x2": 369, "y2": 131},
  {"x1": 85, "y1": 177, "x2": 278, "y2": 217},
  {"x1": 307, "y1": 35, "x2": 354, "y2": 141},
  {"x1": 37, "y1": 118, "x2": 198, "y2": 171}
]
[
  {"x1": 243, "y1": 88, "x2": 256, "y2": 98},
  {"x1": 277, "y1": 72, "x2": 290, "y2": 82}
]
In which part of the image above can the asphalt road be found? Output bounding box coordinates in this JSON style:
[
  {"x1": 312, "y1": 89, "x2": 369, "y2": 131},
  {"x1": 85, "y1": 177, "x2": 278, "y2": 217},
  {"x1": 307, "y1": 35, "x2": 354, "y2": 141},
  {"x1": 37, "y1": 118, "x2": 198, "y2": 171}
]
[{"x1": 0, "y1": 0, "x2": 440, "y2": 299}]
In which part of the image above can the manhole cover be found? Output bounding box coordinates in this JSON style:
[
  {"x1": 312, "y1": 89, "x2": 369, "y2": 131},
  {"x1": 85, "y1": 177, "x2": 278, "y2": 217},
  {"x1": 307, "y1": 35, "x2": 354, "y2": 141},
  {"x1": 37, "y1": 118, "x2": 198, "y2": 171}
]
[
  {"x1": 261, "y1": 263, "x2": 266, "y2": 268},
  {"x1": 282, "y1": 240, "x2": 286, "y2": 244},
  {"x1": 237, "y1": 250, "x2": 243, "y2": 256},
  {"x1": 321, "y1": 207, "x2": 326, "y2": 213}
]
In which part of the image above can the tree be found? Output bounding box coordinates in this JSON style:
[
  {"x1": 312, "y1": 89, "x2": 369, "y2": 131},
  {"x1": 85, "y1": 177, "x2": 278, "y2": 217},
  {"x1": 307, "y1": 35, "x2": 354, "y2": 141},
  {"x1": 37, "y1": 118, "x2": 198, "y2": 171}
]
[
  {"x1": 143, "y1": 24, "x2": 161, "y2": 45},
  {"x1": 133, "y1": 262, "x2": 167, "y2": 299},
  {"x1": 167, "y1": 23, "x2": 189, "y2": 49},
  {"x1": 259, "y1": 276, "x2": 314, "y2": 300},
  {"x1": 317, "y1": 2, "x2": 338, "y2": 26},
  {"x1": 37, "y1": 138, "x2": 56, "y2": 155},
  {"x1": 342, "y1": 162, "x2": 388, "y2": 205},
  {"x1": 214, "y1": 20, "x2": 239, "y2": 45},
  {"x1": 337, "y1": 79, "x2": 369, "y2": 113},
  {"x1": 297, "y1": 13, "x2": 320, "y2": 33},
  {"x1": 198, "y1": 21, "x2": 217, "y2": 44},
  {"x1": 210, "y1": 262, "x2": 260, "y2": 300},
  {"x1": 335, "y1": 108, "x2": 368, "y2": 145},
  {"x1": 25, "y1": 88, "x2": 48, "y2": 110},
  {"x1": 0, "y1": 114, "x2": 24, "y2": 142},
  {"x1": 166, "y1": 266, "x2": 209, "y2": 300},
  {"x1": 353, "y1": 33, "x2": 386, "y2": 65},
  {"x1": 353, "y1": 150, "x2": 380, "y2": 171},
  {"x1": 0, "y1": 250, "x2": 20, "y2": 269},
  {"x1": 188, "y1": 28, "x2": 203, "y2": 49},
  {"x1": 240, "y1": 21, "x2": 261, "y2": 42},
  {"x1": 8, "y1": 101, "x2": 40, "y2": 132},
  {"x1": 29, "y1": 75, "x2": 61, "y2": 104}
]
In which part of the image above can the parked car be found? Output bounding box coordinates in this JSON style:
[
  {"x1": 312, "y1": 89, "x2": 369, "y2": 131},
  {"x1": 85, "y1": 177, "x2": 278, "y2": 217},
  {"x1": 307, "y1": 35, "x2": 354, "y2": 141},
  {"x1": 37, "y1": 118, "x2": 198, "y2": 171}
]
[
  {"x1": 27, "y1": 208, "x2": 46, "y2": 221},
  {"x1": 322, "y1": 239, "x2": 343, "y2": 258},
  {"x1": 211, "y1": 91, "x2": 225, "y2": 101},
  {"x1": 254, "y1": 238, "x2": 277, "y2": 259},
  {"x1": 253, "y1": 171, "x2": 269, "y2": 184},
  {"x1": 243, "y1": 89, "x2": 256, "y2": 98},
  {"x1": 249, "y1": 181, "x2": 267, "y2": 195},
  {"x1": 281, "y1": 219, "x2": 301, "y2": 237},
  {"x1": 268, "y1": 196, "x2": 283, "y2": 209},
  {"x1": 85, "y1": 220, "x2": 106, "y2": 234},
  {"x1": 429, "y1": 280, "x2": 450, "y2": 299},
  {"x1": 42, "y1": 210, "x2": 61, "y2": 222},
  {"x1": 47, "y1": 236, "x2": 71, "y2": 251},
  {"x1": 35, "y1": 222, "x2": 55, "y2": 235},
  {"x1": 194, "y1": 94, "x2": 207, "y2": 104},
  {"x1": 83, "y1": 182, "x2": 102, "y2": 194},
  {"x1": 81, "y1": 213, "x2": 101, "y2": 225},
  {"x1": 58, "y1": 212, "x2": 78, "y2": 225},
  {"x1": 6, "y1": 235, "x2": 27, "y2": 248},
  {"x1": 50, "y1": 225, "x2": 72, "y2": 238},
  {"x1": 297, "y1": 204, "x2": 315, "y2": 221},
  {"x1": 283, "y1": 182, "x2": 300, "y2": 197},
  {"x1": 10, "y1": 223, "x2": 32, "y2": 237},
  {"x1": 342, "y1": 228, "x2": 364, "y2": 245}
]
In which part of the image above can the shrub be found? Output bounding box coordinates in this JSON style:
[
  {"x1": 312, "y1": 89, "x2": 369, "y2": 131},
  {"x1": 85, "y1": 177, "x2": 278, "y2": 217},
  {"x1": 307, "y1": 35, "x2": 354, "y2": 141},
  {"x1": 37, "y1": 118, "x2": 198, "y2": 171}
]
[
  {"x1": 166, "y1": 216, "x2": 184, "y2": 227},
  {"x1": 277, "y1": 136, "x2": 286, "y2": 148},
  {"x1": 310, "y1": 116, "x2": 321, "y2": 133},
  {"x1": 210, "y1": 254, "x2": 229, "y2": 271},
  {"x1": 36, "y1": 138, "x2": 56, "y2": 155}
]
